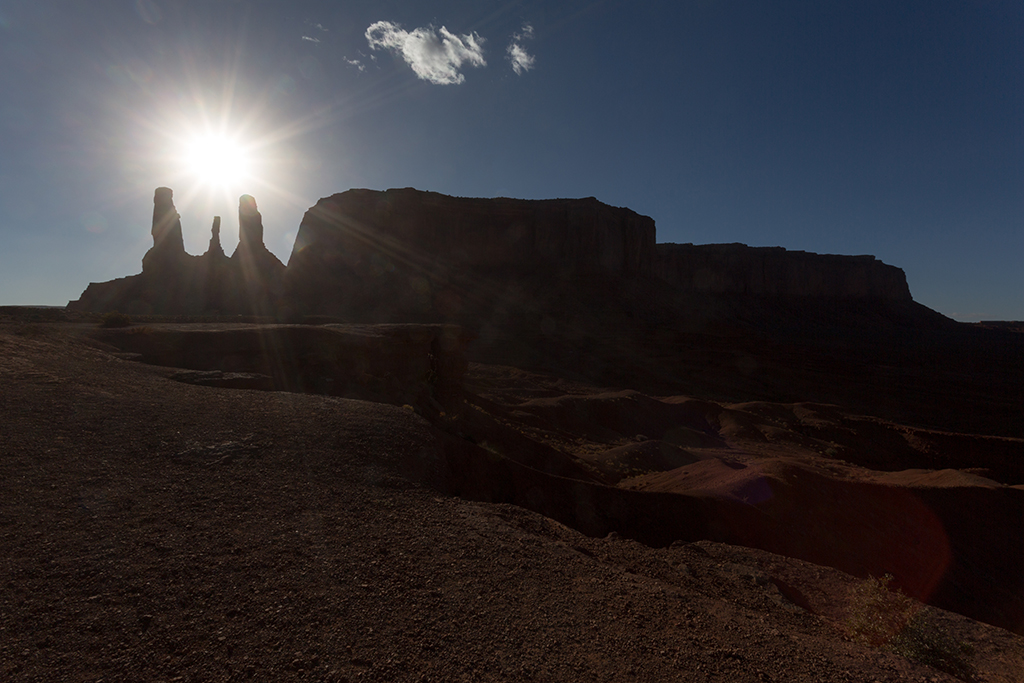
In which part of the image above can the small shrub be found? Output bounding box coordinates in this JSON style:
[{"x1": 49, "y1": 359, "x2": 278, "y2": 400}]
[
  {"x1": 99, "y1": 311, "x2": 131, "y2": 328},
  {"x1": 846, "y1": 574, "x2": 915, "y2": 647},
  {"x1": 845, "y1": 574, "x2": 975, "y2": 681}
]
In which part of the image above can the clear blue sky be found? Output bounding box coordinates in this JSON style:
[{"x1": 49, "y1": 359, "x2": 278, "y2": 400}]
[{"x1": 1, "y1": 0, "x2": 1021, "y2": 320}]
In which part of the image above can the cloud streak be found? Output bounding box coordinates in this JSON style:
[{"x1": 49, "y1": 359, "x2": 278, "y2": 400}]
[
  {"x1": 507, "y1": 24, "x2": 535, "y2": 75},
  {"x1": 365, "y1": 21, "x2": 486, "y2": 85}
]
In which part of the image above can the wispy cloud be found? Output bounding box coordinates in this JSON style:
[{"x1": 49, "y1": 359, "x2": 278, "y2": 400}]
[
  {"x1": 365, "y1": 21, "x2": 486, "y2": 85},
  {"x1": 302, "y1": 21, "x2": 328, "y2": 43},
  {"x1": 344, "y1": 57, "x2": 366, "y2": 72},
  {"x1": 508, "y1": 44, "x2": 534, "y2": 75},
  {"x1": 507, "y1": 23, "x2": 535, "y2": 75}
]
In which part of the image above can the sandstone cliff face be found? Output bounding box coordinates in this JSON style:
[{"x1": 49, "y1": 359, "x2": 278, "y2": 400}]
[
  {"x1": 283, "y1": 188, "x2": 658, "y2": 320},
  {"x1": 288, "y1": 188, "x2": 656, "y2": 277},
  {"x1": 655, "y1": 243, "x2": 913, "y2": 301},
  {"x1": 287, "y1": 189, "x2": 914, "y2": 304}
]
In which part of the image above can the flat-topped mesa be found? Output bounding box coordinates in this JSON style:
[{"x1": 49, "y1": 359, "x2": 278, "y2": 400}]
[
  {"x1": 142, "y1": 187, "x2": 187, "y2": 272},
  {"x1": 288, "y1": 188, "x2": 656, "y2": 277},
  {"x1": 654, "y1": 243, "x2": 913, "y2": 301}
]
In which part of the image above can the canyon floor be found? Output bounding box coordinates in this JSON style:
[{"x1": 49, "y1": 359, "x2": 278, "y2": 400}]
[{"x1": 2, "y1": 311, "x2": 1024, "y2": 682}]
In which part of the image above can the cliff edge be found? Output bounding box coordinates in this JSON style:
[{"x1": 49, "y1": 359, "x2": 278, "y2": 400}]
[{"x1": 655, "y1": 242, "x2": 912, "y2": 301}]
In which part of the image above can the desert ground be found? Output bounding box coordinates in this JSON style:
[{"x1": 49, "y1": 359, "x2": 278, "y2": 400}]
[{"x1": 2, "y1": 309, "x2": 1024, "y2": 682}]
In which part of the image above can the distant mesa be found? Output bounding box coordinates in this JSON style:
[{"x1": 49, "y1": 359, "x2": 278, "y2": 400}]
[
  {"x1": 284, "y1": 188, "x2": 913, "y2": 320},
  {"x1": 655, "y1": 242, "x2": 911, "y2": 300},
  {"x1": 69, "y1": 186, "x2": 915, "y2": 319},
  {"x1": 289, "y1": 188, "x2": 655, "y2": 276}
]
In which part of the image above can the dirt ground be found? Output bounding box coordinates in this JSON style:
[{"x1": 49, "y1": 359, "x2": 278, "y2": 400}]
[{"x1": 2, "y1": 320, "x2": 1024, "y2": 682}]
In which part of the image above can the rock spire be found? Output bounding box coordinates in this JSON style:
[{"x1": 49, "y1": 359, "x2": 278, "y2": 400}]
[
  {"x1": 204, "y1": 216, "x2": 226, "y2": 258},
  {"x1": 142, "y1": 187, "x2": 186, "y2": 272},
  {"x1": 237, "y1": 194, "x2": 264, "y2": 250}
]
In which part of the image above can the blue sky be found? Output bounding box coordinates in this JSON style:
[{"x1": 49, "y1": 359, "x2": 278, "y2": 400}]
[{"x1": 1, "y1": 0, "x2": 1021, "y2": 320}]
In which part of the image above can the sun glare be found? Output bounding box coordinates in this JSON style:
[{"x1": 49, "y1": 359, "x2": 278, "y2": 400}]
[
  {"x1": 183, "y1": 134, "x2": 251, "y2": 189},
  {"x1": 148, "y1": 101, "x2": 313, "y2": 239}
]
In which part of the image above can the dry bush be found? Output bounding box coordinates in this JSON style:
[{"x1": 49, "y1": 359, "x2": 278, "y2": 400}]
[{"x1": 846, "y1": 574, "x2": 975, "y2": 681}]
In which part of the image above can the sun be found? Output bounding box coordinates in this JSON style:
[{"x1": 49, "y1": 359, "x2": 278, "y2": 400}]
[{"x1": 182, "y1": 133, "x2": 252, "y2": 189}]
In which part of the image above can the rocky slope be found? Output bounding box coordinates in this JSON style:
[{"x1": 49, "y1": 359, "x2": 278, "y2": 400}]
[{"x1": 4, "y1": 317, "x2": 1024, "y2": 682}]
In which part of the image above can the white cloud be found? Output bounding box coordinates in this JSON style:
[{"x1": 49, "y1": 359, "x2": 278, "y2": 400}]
[
  {"x1": 365, "y1": 21, "x2": 486, "y2": 85},
  {"x1": 302, "y1": 36, "x2": 320, "y2": 44},
  {"x1": 508, "y1": 43, "x2": 535, "y2": 75},
  {"x1": 345, "y1": 57, "x2": 366, "y2": 72},
  {"x1": 507, "y1": 23, "x2": 535, "y2": 75}
]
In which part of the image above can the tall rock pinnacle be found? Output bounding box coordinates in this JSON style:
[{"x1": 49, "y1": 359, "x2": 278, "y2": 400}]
[
  {"x1": 230, "y1": 193, "x2": 286, "y2": 315},
  {"x1": 70, "y1": 187, "x2": 280, "y2": 315},
  {"x1": 142, "y1": 187, "x2": 186, "y2": 272},
  {"x1": 237, "y1": 194, "x2": 264, "y2": 250},
  {"x1": 205, "y1": 216, "x2": 226, "y2": 258}
]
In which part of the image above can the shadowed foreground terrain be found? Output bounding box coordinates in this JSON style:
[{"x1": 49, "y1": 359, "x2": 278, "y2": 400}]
[{"x1": 3, "y1": 312, "x2": 1024, "y2": 682}]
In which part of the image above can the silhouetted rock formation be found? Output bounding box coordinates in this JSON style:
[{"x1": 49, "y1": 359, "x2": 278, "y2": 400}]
[
  {"x1": 204, "y1": 216, "x2": 225, "y2": 259},
  {"x1": 142, "y1": 187, "x2": 187, "y2": 273},
  {"x1": 283, "y1": 188, "x2": 656, "y2": 320},
  {"x1": 655, "y1": 243, "x2": 912, "y2": 300},
  {"x1": 290, "y1": 188, "x2": 655, "y2": 275},
  {"x1": 236, "y1": 194, "x2": 264, "y2": 250},
  {"x1": 280, "y1": 188, "x2": 919, "y2": 323},
  {"x1": 227, "y1": 195, "x2": 285, "y2": 315},
  {"x1": 69, "y1": 191, "x2": 284, "y2": 315},
  {"x1": 72, "y1": 186, "x2": 918, "y2": 322}
]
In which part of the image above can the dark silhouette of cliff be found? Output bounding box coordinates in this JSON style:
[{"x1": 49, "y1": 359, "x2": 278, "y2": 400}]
[
  {"x1": 142, "y1": 186, "x2": 187, "y2": 273},
  {"x1": 281, "y1": 189, "x2": 655, "y2": 322},
  {"x1": 54, "y1": 187, "x2": 1024, "y2": 648},
  {"x1": 654, "y1": 243, "x2": 911, "y2": 301},
  {"x1": 271, "y1": 189, "x2": 1024, "y2": 442},
  {"x1": 69, "y1": 188, "x2": 284, "y2": 316},
  {"x1": 280, "y1": 188, "x2": 917, "y2": 322},
  {"x1": 71, "y1": 186, "x2": 924, "y2": 321}
]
